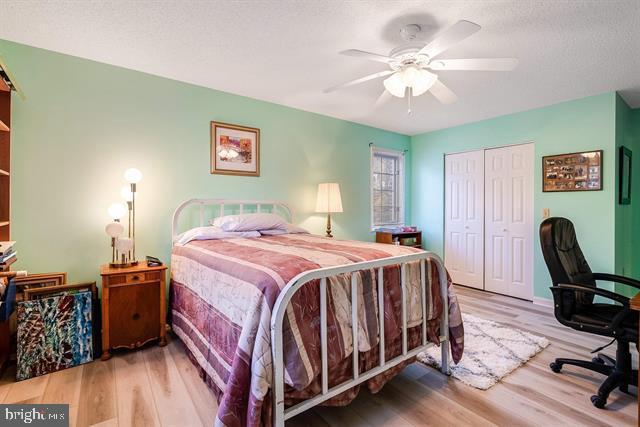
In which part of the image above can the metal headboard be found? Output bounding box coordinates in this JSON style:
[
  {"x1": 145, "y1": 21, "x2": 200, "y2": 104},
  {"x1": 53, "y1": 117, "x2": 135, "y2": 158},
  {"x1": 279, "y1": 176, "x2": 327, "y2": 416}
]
[{"x1": 172, "y1": 198, "x2": 294, "y2": 243}]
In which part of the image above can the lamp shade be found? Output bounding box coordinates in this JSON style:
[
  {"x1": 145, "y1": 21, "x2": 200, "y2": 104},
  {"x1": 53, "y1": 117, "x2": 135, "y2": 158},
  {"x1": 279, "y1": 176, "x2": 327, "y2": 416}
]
[
  {"x1": 120, "y1": 185, "x2": 133, "y2": 202},
  {"x1": 315, "y1": 183, "x2": 343, "y2": 213},
  {"x1": 115, "y1": 237, "x2": 133, "y2": 252},
  {"x1": 411, "y1": 69, "x2": 438, "y2": 96},
  {"x1": 383, "y1": 67, "x2": 438, "y2": 98},
  {"x1": 107, "y1": 203, "x2": 127, "y2": 220},
  {"x1": 124, "y1": 168, "x2": 143, "y2": 184},
  {"x1": 105, "y1": 222, "x2": 125, "y2": 238},
  {"x1": 383, "y1": 72, "x2": 406, "y2": 98}
]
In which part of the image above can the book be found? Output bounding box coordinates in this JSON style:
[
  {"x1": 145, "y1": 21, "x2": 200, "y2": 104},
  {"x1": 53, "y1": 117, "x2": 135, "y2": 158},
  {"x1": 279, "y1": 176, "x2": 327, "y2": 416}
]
[
  {"x1": 0, "y1": 248, "x2": 15, "y2": 261},
  {"x1": 0, "y1": 251, "x2": 16, "y2": 264},
  {"x1": 0, "y1": 241, "x2": 14, "y2": 256}
]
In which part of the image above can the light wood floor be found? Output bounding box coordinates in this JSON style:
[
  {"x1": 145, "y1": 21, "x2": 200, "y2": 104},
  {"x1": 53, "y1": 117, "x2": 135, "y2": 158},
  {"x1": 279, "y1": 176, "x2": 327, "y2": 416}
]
[{"x1": 0, "y1": 285, "x2": 636, "y2": 426}]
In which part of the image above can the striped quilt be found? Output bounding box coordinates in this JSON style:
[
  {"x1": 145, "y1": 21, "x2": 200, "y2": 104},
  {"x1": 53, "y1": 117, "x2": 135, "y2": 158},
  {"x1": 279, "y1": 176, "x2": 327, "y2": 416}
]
[{"x1": 170, "y1": 234, "x2": 464, "y2": 427}]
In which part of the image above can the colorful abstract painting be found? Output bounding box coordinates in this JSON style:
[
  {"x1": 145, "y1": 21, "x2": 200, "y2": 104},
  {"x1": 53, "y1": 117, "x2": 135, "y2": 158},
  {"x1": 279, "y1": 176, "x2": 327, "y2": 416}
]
[{"x1": 16, "y1": 291, "x2": 93, "y2": 381}]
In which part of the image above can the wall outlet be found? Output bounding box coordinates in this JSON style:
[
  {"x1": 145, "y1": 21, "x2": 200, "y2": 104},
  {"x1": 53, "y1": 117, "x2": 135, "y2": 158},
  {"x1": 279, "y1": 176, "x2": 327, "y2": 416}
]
[{"x1": 542, "y1": 208, "x2": 550, "y2": 219}]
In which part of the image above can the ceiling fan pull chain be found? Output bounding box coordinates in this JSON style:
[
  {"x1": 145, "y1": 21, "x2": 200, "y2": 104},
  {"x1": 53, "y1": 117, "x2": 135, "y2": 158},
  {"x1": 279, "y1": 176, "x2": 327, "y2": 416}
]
[{"x1": 407, "y1": 87, "x2": 412, "y2": 114}]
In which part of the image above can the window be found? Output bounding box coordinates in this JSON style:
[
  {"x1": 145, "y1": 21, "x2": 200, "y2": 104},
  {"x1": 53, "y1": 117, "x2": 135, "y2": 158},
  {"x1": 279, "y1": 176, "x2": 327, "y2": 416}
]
[{"x1": 370, "y1": 147, "x2": 405, "y2": 229}]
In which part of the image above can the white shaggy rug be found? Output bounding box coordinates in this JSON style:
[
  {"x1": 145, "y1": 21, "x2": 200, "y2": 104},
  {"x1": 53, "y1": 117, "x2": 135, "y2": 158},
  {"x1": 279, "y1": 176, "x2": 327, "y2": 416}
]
[{"x1": 417, "y1": 313, "x2": 550, "y2": 390}]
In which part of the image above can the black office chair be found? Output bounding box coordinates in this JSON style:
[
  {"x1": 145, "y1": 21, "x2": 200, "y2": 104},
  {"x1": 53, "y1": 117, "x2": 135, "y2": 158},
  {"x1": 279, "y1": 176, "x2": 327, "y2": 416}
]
[{"x1": 540, "y1": 217, "x2": 639, "y2": 408}]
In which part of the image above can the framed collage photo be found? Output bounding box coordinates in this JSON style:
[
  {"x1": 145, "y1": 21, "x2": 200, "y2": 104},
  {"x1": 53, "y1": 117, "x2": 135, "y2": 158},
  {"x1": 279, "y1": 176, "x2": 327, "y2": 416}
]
[
  {"x1": 210, "y1": 121, "x2": 260, "y2": 176},
  {"x1": 542, "y1": 150, "x2": 602, "y2": 192}
]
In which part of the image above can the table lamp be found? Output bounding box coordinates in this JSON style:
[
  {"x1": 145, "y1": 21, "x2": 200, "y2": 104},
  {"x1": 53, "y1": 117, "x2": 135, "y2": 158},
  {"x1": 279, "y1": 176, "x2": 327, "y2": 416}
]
[
  {"x1": 123, "y1": 167, "x2": 142, "y2": 262},
  {"x1": 104, "y1": 168, "x2": 142, "y2": 267},
  {"x1": 315, "y1": 182, "x2": 343, "y2": 238}
]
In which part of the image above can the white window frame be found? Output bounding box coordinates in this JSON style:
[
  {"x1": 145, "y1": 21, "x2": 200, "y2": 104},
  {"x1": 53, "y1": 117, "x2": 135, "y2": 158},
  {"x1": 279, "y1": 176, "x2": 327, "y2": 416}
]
[{"x1": 370, "y1": 146, "x2": 405, "y2": 230}]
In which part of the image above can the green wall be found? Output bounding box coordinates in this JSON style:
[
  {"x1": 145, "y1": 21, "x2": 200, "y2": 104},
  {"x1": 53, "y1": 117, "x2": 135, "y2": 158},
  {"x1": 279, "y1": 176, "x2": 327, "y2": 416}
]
[
  {"x1": 614, "y1": 95, "x2": 640, "y2": 297},
  {"x1": 0, "y1": 39, "x2": 411, "y2": 285},
  {"x1": 634, "y1": 107, "x2": 640, "y2": 281},
  {"x1": 2, "y1": 37, "x2": 635, "y2": 302},
  {"x1": 411, "y1": 93, "x2": 618, "y2": 300}
]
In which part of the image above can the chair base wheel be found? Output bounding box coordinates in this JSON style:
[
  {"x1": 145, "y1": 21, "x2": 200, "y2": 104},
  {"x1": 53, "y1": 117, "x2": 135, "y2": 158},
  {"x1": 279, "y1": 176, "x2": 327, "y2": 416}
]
[
  {"x1": 592, "y1": 357, "x2": 604, "y2": 364},
  {"x1": 591, "y1": 394, "x2": 606, "y2": 409},
  {"x1": 550, "y1": 362, "x2": 562, "y2": 373}
]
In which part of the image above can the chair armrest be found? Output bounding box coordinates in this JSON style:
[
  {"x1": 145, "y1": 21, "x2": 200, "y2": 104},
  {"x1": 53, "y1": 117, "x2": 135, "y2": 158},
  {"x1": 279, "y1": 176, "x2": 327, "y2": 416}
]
[
  {"x1": 551, "y1": 283, "x2": 629, "y2": 306},
  {"x1": 551, "y1": 284, "x2": 632, "y2": 331},
  {"x1": 593, "y1": 273, "x2": 640, "y2": 290}
]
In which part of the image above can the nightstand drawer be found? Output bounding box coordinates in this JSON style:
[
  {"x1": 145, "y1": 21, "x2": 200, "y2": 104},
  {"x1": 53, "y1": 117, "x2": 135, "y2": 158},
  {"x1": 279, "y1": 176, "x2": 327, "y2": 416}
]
[{"x1": 107, "y1": 271, "x2": 162, "y2": 285}]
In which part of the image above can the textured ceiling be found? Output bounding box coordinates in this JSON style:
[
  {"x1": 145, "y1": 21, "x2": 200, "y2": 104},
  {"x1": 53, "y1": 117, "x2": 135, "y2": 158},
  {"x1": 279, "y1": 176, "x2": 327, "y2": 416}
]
[{"x1": 0, "y1": 0, "x2": 638, "y2": 135}]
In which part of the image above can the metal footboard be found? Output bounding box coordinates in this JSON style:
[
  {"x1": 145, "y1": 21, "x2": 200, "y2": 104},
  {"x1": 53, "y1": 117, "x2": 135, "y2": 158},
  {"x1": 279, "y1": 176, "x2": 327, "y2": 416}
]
[{"x1": 270, "y1": 251, "x2": 450, "y2": 425}]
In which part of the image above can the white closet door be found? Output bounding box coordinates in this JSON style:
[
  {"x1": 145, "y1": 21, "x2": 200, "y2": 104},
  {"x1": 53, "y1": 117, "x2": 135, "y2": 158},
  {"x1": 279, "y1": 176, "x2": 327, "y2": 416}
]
[
  {"x1": 444, "y1": 150, "x2": 484, "y2": 289},
  {"x1": 484, "y1": 144, "x2": 534, "y2": 300}
]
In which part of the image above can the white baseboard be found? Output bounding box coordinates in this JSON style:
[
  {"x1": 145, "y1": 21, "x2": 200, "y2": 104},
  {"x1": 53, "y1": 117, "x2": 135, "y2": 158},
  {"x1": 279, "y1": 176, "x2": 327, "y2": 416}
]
[{"x1": 532, "y1": 296, "x2": 554, "y2": 308}]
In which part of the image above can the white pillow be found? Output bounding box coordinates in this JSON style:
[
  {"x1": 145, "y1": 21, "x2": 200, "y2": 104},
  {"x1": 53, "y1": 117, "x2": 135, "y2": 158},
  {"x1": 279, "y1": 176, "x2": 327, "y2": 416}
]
[
  {"x1": 211, "y1": 213, "x2": 287, "y2": 232},
  {"x1": 259, "y1": 223, "x2": 310, "y2": 235},
  {"x1": 175, "y1": 226, "x2": 260, "y2": 246}
]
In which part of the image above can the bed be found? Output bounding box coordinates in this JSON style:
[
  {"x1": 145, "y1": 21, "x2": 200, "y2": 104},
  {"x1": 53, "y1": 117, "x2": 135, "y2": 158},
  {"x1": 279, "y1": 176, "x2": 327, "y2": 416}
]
[{"x1": 170, "y1": 199, "x2": 464, "y2": 426}]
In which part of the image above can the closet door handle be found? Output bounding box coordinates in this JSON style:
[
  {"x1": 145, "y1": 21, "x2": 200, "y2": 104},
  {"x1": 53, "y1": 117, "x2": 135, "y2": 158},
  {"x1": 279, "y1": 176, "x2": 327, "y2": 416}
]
[{"x1": 502, "y1": 228, "x2": 508, "y2": 232}]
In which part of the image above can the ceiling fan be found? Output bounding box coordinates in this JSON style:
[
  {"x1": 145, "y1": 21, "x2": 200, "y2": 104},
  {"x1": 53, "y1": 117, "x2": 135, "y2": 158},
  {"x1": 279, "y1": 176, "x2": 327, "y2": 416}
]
[{"x1": 324, "y1": 21, "x2": 518, "y2": 113}]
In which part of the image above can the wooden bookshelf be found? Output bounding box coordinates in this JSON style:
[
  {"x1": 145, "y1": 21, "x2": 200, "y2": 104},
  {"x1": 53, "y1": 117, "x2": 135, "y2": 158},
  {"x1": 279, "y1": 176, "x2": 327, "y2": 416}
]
[
  {"x1": 0, "y1": 60, "x2": 20, "y2": 387},
  {"x1": 0, "y1": 86, "x2": 9, "y2": 243},
  {"x1": 0, "y1": 56, "x2": 16, "y2": 244}
]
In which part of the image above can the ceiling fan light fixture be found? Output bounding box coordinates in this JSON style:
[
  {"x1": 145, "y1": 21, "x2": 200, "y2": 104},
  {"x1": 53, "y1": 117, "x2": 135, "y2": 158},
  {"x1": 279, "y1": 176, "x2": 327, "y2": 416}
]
[
  {"x1": 411, "y1": 69, "x2": 438, "y2": 96},
  {"x1": 327, "y1": 20, "x2": 515, "y2": 109},
  {"x1": 400, "y1": 65, "x2": 421, "y2": 87},
  {"x1": 383, "y1": 72, "x2": 406, "y2": 98}
]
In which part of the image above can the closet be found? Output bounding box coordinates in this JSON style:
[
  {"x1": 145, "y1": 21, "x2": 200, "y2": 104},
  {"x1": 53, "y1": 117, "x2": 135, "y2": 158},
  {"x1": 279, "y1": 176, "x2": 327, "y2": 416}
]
[
  {"x1": 443, "y1": 150, "x2": 484, "y2": 290},
  {"x1": 444, "y1": 143, "x2": 534, "y2": 300}
]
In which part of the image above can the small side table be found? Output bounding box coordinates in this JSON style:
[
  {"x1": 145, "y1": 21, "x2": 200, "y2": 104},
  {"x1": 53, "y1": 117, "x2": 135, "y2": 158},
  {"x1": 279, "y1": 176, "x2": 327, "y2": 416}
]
[
  {"x1": 375, "y1": 230, "x2": 422, "y2": 249},
  {"x1": 629, "y1": 293, "x2": 640, "y2": 422},
  {"x1": 100, "y1": 261, "x2": 167, "y2": 360}
]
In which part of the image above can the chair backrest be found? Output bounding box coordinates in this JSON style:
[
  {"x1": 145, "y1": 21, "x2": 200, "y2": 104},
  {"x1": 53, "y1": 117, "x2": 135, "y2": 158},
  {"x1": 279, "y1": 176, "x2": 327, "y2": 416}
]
[{"x1": 540, "y1": 217, "x2": 596, "y2": 310}]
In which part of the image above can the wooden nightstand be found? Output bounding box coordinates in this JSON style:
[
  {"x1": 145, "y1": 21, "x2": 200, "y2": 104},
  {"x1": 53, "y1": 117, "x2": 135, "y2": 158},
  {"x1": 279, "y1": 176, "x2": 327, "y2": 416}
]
[
  {"x1": 100, "y1": 261, "x2": 167, "y2": 361},
  {"x1": 375, "y1": 230, "x2": 422, "y2": 249}
]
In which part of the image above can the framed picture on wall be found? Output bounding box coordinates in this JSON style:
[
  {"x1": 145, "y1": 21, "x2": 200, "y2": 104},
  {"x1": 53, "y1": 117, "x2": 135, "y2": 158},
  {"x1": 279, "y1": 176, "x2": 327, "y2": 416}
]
[
  {"x1": 210, "y1": 121, "x2": 260, "y2": 176},
  {"x1": 542, "y1": 150, "x2": 602, "y2": 192},
  {"x1": 619, "y1": 146, "x2": 632, "y2": 204}
]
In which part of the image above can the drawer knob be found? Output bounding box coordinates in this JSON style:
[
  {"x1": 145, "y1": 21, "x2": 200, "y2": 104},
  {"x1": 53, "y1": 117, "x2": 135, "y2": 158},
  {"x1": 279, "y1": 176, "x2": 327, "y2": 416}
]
[
  {"x1": 131, "y1": 275, "x2": 140, "y2": 281},
  {"x1": 132, "y1": 313, "x2": 140, "y2": 320}
]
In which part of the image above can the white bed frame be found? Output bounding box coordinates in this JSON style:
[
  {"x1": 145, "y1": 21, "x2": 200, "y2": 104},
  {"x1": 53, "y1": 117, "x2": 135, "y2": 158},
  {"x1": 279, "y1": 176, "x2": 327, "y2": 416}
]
[{"x1": 172, "y1": 199, "x2": 450, "y2": 426}]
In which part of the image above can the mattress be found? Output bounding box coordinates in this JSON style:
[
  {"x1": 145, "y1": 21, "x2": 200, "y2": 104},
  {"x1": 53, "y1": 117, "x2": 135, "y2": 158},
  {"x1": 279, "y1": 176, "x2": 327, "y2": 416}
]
[{"x1": 170, "y1": 233, "x2": 464, "y2": 427}]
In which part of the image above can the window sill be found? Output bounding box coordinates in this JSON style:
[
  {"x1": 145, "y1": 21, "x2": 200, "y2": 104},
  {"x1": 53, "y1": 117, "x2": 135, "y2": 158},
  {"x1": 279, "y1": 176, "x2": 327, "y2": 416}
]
[{"x1": 370, "y1": 225, "x2": 405, "y2": 233}]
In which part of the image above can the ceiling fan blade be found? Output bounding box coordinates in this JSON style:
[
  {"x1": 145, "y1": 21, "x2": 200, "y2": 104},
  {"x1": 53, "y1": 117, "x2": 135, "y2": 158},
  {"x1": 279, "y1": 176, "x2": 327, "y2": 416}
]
[
  {"x1": 417, "y1": 20, "x2": 481, "y2": 59},
  {"x1": 428, "y1": 58, "x2": 519, "y2": 71},
  {"x1": 340, "y1": 49, "x2": 394, "y2": 64},
  {"x1": 429, "y1": 80, "x2": 458, "y2": 104},
  {"x1": 374, "y1": 90, "x2": 393, "y2": 108},
  {"x1": 323, "y1": 70, "x2": 393, "y2": 93}
]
